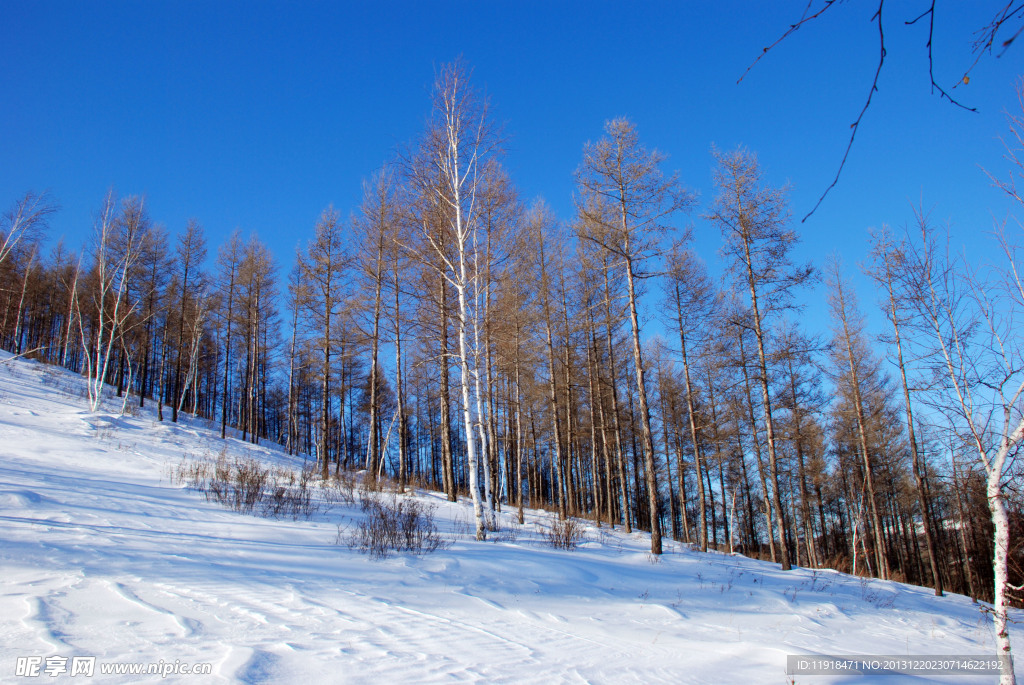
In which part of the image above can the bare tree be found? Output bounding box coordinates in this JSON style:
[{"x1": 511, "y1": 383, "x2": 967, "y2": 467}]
[
  {"x1": 867, "y1": 228, "x2": 945, "y2": 595},
  {"x1": 388, "y1": 183, "x2": 416, "y2": 486},
  {"x1": 354, "y1": 169, "x2": 399, "y2": 482},
  {"x1": 826, "y1": 256, "x2": 891, "y2": 580},
  {"x1": 529, "y1": 201, "x2": 570, "y2": 519},
  {"x1": 11, "y1": 244, "x2": 38, "y2": 355},
  {"x1": 475, "y1": 160, "x2": 519, "y2": 518},
  {"x1": 135, "y1": 224, "x2": 170, "y2": 408},
  {"x1": 0, "y1": 191, "x2": 55, "y2": 268},
  {"x1": 216, "y1": 230, "x2": 243, "y2": 438},
  {"x1": 299, "y1": 206, "x2": 350, "y2": 477},
  {"x1": 284, "y1": 249, "x2": 307, "y2": 456},
  {"x1": 78, "y1": 191, "x2": 147, "y2": 412},
  {"x1": 776, "y1": 325, "x2": 827, "y2": 569},
  {"x1": 170, "y1": 220, "x2": 206, "y2": 423},
  {"x1": 406, "y1": 61, "x2": 498, "y2": 539},
  {"x1": 403, "y1": 182, "x2": 458, "y2": 501},
  {"x1": 900, "y1": 214, "x2": 1019, "y2": 683},
  {"x1": 235, "y1": 235, "x2": 277, "y2": 442},
  {"x1": 576, "y1": 118, "x2": 695, "y2": 554},
  {"x1": 663, "y1": 241, "x2": 717, "y2": 552},
  {"x1": 707, "y1": 147, "x2": 815, "y2": 570},
  {"x1": 742, "y1": 2, "x2": 1023, "y2": 219}
]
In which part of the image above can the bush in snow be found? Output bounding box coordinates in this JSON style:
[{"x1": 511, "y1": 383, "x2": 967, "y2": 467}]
[
  {"x1": 345, "y1": 492, "x2": 446, "y2": 559},
  {"x1": 173, "y1": 453, "x2": 341, "y2": 521},
  {"x1": 545, "y1": 517, "x2": 584, "y2": 550}
]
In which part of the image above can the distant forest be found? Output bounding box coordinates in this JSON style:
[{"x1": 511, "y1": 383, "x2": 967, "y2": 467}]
[{"x1": 1, "y1": 62, "x2": 1021, "y2": 634}]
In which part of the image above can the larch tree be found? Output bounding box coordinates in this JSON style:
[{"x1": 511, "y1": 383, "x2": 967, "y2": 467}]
[
  {"x1": 110, "y1": 196, "x2": 156, "y2": 406},
  {"x1": 354, "y1": 167, "x2": 400, "y2": 482},
  {"x1": 663, "y1": 240, "x2": 717, "y2": 552},
  {"x1": 299, "y1": 206, "x2": 351, "y2": 477},
  {"x1": 236, "y1": 234, "x2": 277, "y2": 443},
  {"x1": 529, "y1": 200, "x2": 570, "y2": 519},
  {"x1": 170, "y1": 220, "x2": 206, "y2": 423},
  {"x1": 475, "y1": 159, "x2": 519, "y2": 516},
  {"x1": 284, "y1": 250, "x2": 307, "y2": 456},
  {"x1": 575, "y1": 118, "x2": 695, "y2": 555},
  {"x1": 707, "y1": 147, "x2": 815, "y2": 570},
  {"x1": 405, "y1": 186, "x2": 458, "y2": 501},
  {"x1": 498, "y1": 224, "x2": 539, "y2": 523},
  {"x1": 584, "y1": 206, "x2": 633, "y2": 532},
  {"x1": 775, "y1": 322, "x2": 827, "y2": 569},
  {"x1": 388, "y1": 182, "x2": 415, "y2": 486},
  {"x1": 867, "y1": 228, "x2": 944, "y2": 595},
  {"x1": 826, "y1": 256, "x2": 891, "y2": 580},
  {"x1": 216, "y1": 229, "x2": 244, "y2": 439},
  {"x1": 135, "y1": 224, "x2": 170, "y2": 408}
]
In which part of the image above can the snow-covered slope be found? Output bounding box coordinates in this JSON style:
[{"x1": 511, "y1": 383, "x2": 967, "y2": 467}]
[{"x1": 0, "y1": 354, "x2": 1018, "y2": 684}]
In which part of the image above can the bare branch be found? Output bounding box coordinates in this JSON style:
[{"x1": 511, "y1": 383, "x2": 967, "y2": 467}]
[
  {"x1": 906, "y1": 1, "x2": 979, "y2": 111},
  {"x1": 802, "y1": 1, "x2": 887, "y2": 222},
  {"x1": 737, "y1": 0, "x2": 839, "y2": 85}
]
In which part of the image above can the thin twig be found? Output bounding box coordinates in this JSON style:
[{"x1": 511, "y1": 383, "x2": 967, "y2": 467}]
[
  {"x1": 737, "y1": 0, "x2": 838, "y2": 85},
  {"x1": 802, "y1": 1, "x2": 887, "y2": 222},
  {"x1": 906, "y1": 1, "x2": 978, "y2": 111},
  {"x1": 958, "y1": 1, "x2": 1024, "y2": 86}
]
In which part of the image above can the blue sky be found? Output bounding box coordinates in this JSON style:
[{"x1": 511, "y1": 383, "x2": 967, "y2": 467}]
[{"x1": 2, "y1": 1, "x2": 1021, "y2": 344}]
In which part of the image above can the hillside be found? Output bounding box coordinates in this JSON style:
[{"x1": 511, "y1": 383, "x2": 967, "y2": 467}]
[{"x1": 0, "y1": 353, "x2": 1018, "y2": 684}]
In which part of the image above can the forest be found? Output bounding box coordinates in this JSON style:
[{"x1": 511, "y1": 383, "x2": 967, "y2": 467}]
[{"x1": 1, "y1": 61, "x2": 1022, "y2": 657}]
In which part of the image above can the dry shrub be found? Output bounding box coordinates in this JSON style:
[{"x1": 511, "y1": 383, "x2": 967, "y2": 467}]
[
  {"x1": 174, "y1": 453, "x2": 330, "y2": 520},
  {"x1": 262, "y1": 462, "x2": 317, "y2": 520},
  {"x1": 321, "y1": 469, "x2": 357, "y2": 509},
  {"x1": 345, "y1": 492, "x2": 446, "y2": 559},
  {"x1": 546, "y1": 517, "x2": 584, "y2": 550}
]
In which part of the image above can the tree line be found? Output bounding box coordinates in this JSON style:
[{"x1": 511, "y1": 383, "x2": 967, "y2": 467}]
[{"x1": 1, "y1": 62, "x2": 1021, "y2": 671}]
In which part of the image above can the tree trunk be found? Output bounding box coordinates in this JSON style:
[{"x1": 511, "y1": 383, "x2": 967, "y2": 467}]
[{"x1": 621, "y1": 248, "x2": 662, "y2": 554}]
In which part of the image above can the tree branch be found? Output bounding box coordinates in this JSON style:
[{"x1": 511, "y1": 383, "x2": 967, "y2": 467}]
[
  {"x1": 802, "y1": 1, "x2": 887, "y2": 222},
  {"x1": 906, "y1": 1, "x2": 978, "y2": 112},
  {"x1": 737, "y1": 0, "x2": 839, "y2": 85}
]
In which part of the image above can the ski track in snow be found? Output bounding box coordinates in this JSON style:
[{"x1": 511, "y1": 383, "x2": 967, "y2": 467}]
[{"x1": 0, "y1": 354, "x2": 1019, "y2": 684}]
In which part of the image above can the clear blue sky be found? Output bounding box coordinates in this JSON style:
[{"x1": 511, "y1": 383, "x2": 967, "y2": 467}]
[{"x1": 2, "y1": 1, "x2": 1021, "y2": 343}]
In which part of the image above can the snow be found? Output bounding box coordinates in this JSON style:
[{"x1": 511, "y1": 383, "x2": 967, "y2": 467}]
[{"x1": 0, "y1": 353, "x2": 1019, "y2": 683}]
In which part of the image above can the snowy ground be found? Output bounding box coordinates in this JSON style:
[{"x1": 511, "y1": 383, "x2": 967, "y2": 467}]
[{"x1": 0, "y1": 353, "x2": 1019, "y2": 684}]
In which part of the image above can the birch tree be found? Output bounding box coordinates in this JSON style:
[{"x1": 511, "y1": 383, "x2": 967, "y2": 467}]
[
  {"x1": 79, "y1": 192, "x2": 147, "y2": 412},
  {"x1": 411, "y1": 60, "x2": 497, "y2": 539},
  {"x1": 0, "y1": 191, "x2": 55, "y2": 269},
  {"x1": 901, "y1": 215, "x2": 1020, "y2": 684}
]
